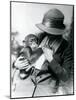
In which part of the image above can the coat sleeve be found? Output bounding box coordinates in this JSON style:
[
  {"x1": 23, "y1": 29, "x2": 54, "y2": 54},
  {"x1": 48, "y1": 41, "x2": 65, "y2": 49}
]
[{"x1": 49, "y1": 44, "x2": 73, "y2": 82}]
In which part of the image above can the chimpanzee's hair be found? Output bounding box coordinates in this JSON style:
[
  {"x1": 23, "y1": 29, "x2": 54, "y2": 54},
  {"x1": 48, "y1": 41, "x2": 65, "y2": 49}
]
[{"x1": 23, "y1": 34, "x2": 39, "y2": 45}]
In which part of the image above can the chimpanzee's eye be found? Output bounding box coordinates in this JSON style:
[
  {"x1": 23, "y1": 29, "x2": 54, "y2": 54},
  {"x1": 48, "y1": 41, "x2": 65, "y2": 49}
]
[
  {"x1": 30, "y1": 38, "x2": 36, "y2": 42},
  {"x1": 29, "y1": 40, "x2": 33, "y2": 43}
]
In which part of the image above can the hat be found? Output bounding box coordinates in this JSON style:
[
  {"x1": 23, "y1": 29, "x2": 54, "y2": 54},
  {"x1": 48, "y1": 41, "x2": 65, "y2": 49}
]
[{"x1": 36, "y1": 8, "x2": 65, "y2": 35}]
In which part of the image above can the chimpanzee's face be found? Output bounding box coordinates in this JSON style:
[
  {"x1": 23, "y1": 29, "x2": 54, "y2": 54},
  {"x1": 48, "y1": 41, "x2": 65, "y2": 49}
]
[
  {"x1": 23, "y1": 35, "x2": 38, "y2": 50},
  {"x1": 29, "y1": 37, "x2": 38, "y2": 50}
]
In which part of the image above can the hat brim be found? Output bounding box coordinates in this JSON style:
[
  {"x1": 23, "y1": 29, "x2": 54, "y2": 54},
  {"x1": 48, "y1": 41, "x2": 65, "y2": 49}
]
[{"x1": 36, "y1": 23, "x2": 65, "y2": 35}]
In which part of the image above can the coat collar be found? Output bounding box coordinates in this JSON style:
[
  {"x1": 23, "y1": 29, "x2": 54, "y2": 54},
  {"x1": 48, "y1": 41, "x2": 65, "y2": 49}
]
[{"x1": 39, "y1": 36, "x2": 63, "y2": 54}]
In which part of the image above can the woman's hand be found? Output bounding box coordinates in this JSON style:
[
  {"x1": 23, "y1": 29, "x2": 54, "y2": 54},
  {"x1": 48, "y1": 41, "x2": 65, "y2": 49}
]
[
  {"x1": 42, "y1": 47, "x2": 53, "y2": 62},
  {"x1": 14, "y1": 56, "x2": 32, "y2": 71}
]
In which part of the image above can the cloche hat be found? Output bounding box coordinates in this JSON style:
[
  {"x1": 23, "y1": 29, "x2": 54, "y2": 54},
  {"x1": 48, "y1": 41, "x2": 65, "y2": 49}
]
[{"x1": 36, "y1": 8, "x2": 66, "y2": 35}]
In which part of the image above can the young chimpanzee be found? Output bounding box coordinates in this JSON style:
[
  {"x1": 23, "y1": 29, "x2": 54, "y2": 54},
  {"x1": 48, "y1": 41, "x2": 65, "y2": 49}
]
[{"x1": 19, "y1": 34, "x2": 43, "y2": 79}]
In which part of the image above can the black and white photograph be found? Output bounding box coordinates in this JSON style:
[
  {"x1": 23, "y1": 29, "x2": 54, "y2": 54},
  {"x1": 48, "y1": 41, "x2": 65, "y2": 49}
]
[{"x1": 10, "y1": 1, "x2": 74, "y2": 98}]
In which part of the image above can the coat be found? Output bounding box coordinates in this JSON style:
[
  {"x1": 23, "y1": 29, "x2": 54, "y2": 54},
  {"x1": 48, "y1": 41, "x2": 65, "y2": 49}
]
[{"x1": 11, "y1": 34, "x2": 73, "y2": 98}]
